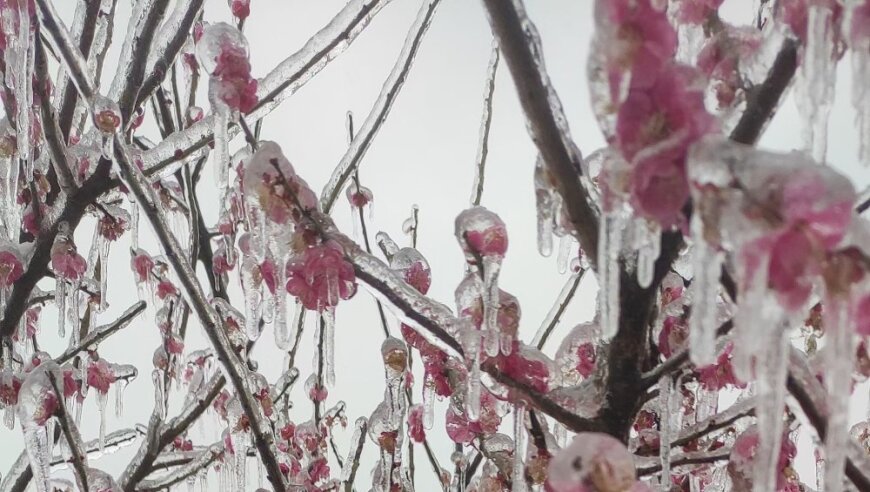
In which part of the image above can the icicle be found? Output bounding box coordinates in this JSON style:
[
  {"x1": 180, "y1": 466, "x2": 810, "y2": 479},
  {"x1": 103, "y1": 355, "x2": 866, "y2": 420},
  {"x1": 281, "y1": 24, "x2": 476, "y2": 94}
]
[
  {"x1": 153, "y1": 369, "x2": 166, "y2": 419},
  {"x1": 273, "y1": 259, "x2": 290, "y2": 349},
  {"x1": 853, "y1": 35, "x2": 870, "y2": 167},
  {"x1": 688, "y1": 221, "x2": 722, "y2": 366},
  {"x1": 98, "y1": 238, "x2": 110, "y2": 312},
  {"x1": 464, "y1": 327, "x2": 482, "y2": 421},
  {"x1": 751, "y1": 325, "x2": 789, "y2": 492},
  {"x1": 341, "y1": 417, "x2": 367, "y2": 481},
  {"x1": 115, "y1": 378, "x2": 128, "y2": 418},
  {"x1": 512, "y1": 404, "x2": 527, "y2": 492},
  {"x1": 56, "y1": 281, "x2": 66, "y2": 339},
  {"x1": 17, "y1": 363, "x2": 61, "y2": 492},
  {"x1": 659, "y1": 375, "x2": 674, "y2": 490},
  {"x1": 534, "y1": 156, "x2": 556, "y2": 257},
  {"x1": 97, "y1": 391, "x2": 107, "y2": 451},
  {"x1": 598, "y1": 211, "x2": 624, "y2": 338},
  {"x1": 634, "y1": 220, "x2": 660, "y2": 289},
  {"x1": 556, "y1": 235, "x2": 572, "y2": 274},
  {"x1": 13, "y1": 1, "x2": 33, "y2": 174},
  {"x1": 323, "y1": 308, "x2": 336, "y2": 387},
  {"x1": 798, "y1": 4, "x2": 837, "y2": 163},
  {"x1": 422, "y1": 376, "x2": 435, "y2": 429},
  {"x1": 822, "y1": 295, "x2": 854, "y2": 492},
  {"x1": 214, "y1": 107, "x2": 230, "y2": 198}
]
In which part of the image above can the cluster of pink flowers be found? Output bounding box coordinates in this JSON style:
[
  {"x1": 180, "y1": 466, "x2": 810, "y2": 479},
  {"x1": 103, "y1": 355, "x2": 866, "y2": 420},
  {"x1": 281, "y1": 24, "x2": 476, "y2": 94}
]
[
  {"x1": 697, "y1": 26, "x2": 762, "y2": 109},
  {"x1": 197, "y1": 23, "x2": 258, "y2": 114},
  {"x1": 86, "y1": 358, "x2": 117, "y2": 395},
  {"x1": 50, "y1": 234, "x2": 87, "y2": 281},
  {"x1": 595, "y1": 0, "x2": 716, "y2": 227},
  {"x1": 445, "y1": 390, "x2": 503, "y2": 443},
  {"x1": 727, "y1": 426, "x2": 800, "y2": 491},
  {"x1": 285, "y1": 240, "x2": 357, "y2": 311},
  {"x1": 696, "y1": 343, "x2": 744, "y2": 391}
]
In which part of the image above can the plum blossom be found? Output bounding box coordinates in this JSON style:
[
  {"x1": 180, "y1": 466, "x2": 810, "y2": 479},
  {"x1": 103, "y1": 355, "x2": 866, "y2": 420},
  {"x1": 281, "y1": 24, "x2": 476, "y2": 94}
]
[
  {"x1": 546, "y1": 432, "x2": 637, "y2": 492},
  {"x1": 696, "y1": 26, "x2": 763, "y2": 108},
  {"x1": 445, "y1": 390, "x2": 502, "y2": 443},
  {"x1": 0, "y1": 242, "x2": 24, "y2": 287},
  {"x1": 284, "y1": 241, "x2": 357, "y2": 311},
  {"x1": 50, "y1": 233, "x2": 87, "y2": 281},
  {"x1": 697, "y1": 343, "x2": 744, "y2": 390},
  {"x1": 727, "y1": 426, "x2": 797, "y2": 491},
  {"x1": 455, "y1": 206, "x2": 508, "y2": 260},
  {"x1": 229, "y1": 0, "x2": 250, "y2": 20},
  {"x1": 87, "y1": 359, "x2": 116, "y2": 394},
  {"x1": 196, "y1": 23, "x2": 258, "y2": 113},
  {"x1": 407, "y1": 404, "x2": 425, "y2": 442},
  {"x1": 243, "y1": 141, "x2": 318, "y2": 226}
]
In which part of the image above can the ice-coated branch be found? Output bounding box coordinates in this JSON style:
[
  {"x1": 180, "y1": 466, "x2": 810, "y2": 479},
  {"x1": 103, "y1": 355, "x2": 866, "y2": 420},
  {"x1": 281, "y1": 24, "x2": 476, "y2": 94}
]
[
  {"x1": 532, "y1": 266, "x2": 587, "y2": 349},
  {"x1": 141, "y1": 0, "x2": 395, "y2": 178},
  {"x1": 669, "y1": 397, "x2": 755, "y2": 450},
  {"x1": 51, "y1": 428, "x2": 143, "y2": 467},
  {"x1": 55, "y1": 301, "x2": 146, "y2": 365},
  {"x1": 480, "y1": 0, "x2": 600, "y2": 268},
  {"x1": 470, "y1": 40, "x2": 499, "y2": 207},
  {"x1": 341, "y1": 417, "x2": 368, "y2": 491},
  {"x1": 729, "y1": 38, "x2": 799, "y2": 145},
  {"x1": 635, "y1": 448, "x2": 732, "y2": 476},
  {"x1": 111, "y1": 0, "x2": 171, "y2": 123},
  {"x1": 137, "y1": 444, "x2": 222, "y2": 492},
  {"x1": 110, "y1": 140, "x2": 287, "y2": 491},
  {"x1": 320, "y1": 0, "x2": 441, "y2": 212},
  {"x1": 35, "y1": 0, "x2": 97, "y2": 102},
  {"x1": 135, "y1": 0, "x2": 205, "y2": 110},
  {"x1": 55, "y1": 0, "x2": 102, "y2": 141},
  {"x1": 34, "y1": 34, "x2": 76, "y2": 193},
  {"x1": 787, "y1": 349, "x2": 870, "y2": 490},
  {"x1": 46, "y1": 371, "x2": 90, "y2": 490}
]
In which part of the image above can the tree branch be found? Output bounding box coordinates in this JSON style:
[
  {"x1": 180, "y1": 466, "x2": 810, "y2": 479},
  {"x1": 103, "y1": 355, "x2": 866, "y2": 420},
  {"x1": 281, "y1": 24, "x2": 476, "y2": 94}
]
[{"x1": 480, "y1": 0, "x2": 599, "y2": 268}]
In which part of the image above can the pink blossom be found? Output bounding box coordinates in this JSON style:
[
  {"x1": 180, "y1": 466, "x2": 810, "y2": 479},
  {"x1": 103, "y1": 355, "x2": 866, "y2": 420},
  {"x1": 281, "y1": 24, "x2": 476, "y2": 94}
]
[
  {"x1": 87, "y1": 359, "x2": 116, "y2": 394},
  {"x1": 728, "y1": 426, "x2": 797, "y2": 491},
  {"x1": 697, "y1": 343, "x2": 744, "y2": 390},
  {"x1": 778, "y1": 0, "x2": 843, "y2": 44},
  {"x1": 445, "y1": 391, "x2": 502, "y2": 443},
  {"x1": 285, "y1": 241, "x2": 357, "y2": 311},
  {"x1": 489, "y1": 343, "x2": 550, "y2": 395},
  {"x1": 403, "y1": 260, "x2": 431, "y2": 294},
  {"x1": 547, "y1": 432, "x2": 637, "y2": 492},
  {"x1": 212, "y1": 43, "x2": 258, "y2": 113},
  {"x1": 230, "y1": 0, "x2": 250, "y2": 20},
  {"x1": 156, "y1": 280, "x2": 179, "y2": 300},
  {"x1": 51, "y1": 239, "x2": 87, "y2": 281},
  {"x1": 407, "y1": 404, "x2": 425, "y2": 443},
  {"x1": 575, "y1": 342, "x2": 597, "y2": 378},
  {"x1": 307, "y1": 457, "x2": 329, "y2": 484},
  {"x1": 0, "y1": 369, "x2": 21, "y2": 406},
  {"x1": 0, "y1": 248, "x2": 24, "y2": 287},
  {"x1": 62, "y1": 369, "x2": 80, "y2": 399},
  {"x1": 308, "y1": 384, "x2": 328, "y2": 402},
  {"x1": 260, "y1": 258, "x2": 277, "y2": 295},
  {"x1": 455, "y1": 207, "x2": 508, "y2": 259},
  {"x1": 658, "y1": 316, "x2": 688, "y2": 358},
  {"x1": 696, "y1": 26, "x2": 762, "y2": 108}
]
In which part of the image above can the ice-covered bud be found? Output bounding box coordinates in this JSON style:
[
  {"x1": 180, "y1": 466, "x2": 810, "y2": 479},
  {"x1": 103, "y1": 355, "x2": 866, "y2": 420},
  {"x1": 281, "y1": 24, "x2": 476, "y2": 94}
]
[
  {"x1": 696, "y1": 26, "x2": 762, "y2": 109},
  {"x1": 0, "y1": 369, "x2": 21, "y2": 406},
  {"x1": 696, "y1": 343, "x2": 744, "y2": 390},
  {"x1": 97, "y1": 206, "x2": 129, "y2": 241},
  {"x1": 389, "y1": 248, "x2": 431, "y2": 294},
  {"x1": 345, "y1": 182, "x2": 373, "y2": 208},
  {"x1": 556, "y1": 322, "x2": 599, "y2": 385},
  {"x1": 92, "y1": 96, "x2": 121, "y2": 134},
  {"x1": 445, "y1": 390, "x2": 503, "y2": 443},
  {"x1": 489, "y1": 344, "x2": 552, "y2": 396},
  {"x1": 50, "y1": 230, "x2": 87, "y2": 281},
  {"x1": 196, "y1": 23, "x2": 258, "y2": 113},
  {"x1": 131, "y1": 249, "x2": 154, "y2": 283},
  {"x1": 243, "y1": 141, "x2": 318, "y2": 225},
  {"x1": 187, "y1": 106, "x2": 204, "y2": 123},
  {"x1": 0, "y1": 241, "x2": 24, "y2": 287},
  {"x1": 285, "y1": 241, "x2": 357, "y2": 311},
  {"x1": 727, "y1": 425, "x2": 796, "y2": 491},
  {"x1": 17, "y1": 362, "x2": 60, "y2": 427},
  {"x1": 546, "y1": 432, "x2": 636, "y2": 492},
  {"x1": 156, "y1": 280, "x2": 178, "y2": 300},
  {"x1": 852, "y1": 420, "x2": 870, "y2": 453},
  {"x1": 229, "y1": 0, "x2": 250, "y2": 20},
  {"x1": 305, "y1": 374, "x2": 328, "y2": 402},
  {"x1": 657, "y1": 316, "x2": 688, "y2": 358},
  {"x1": 407, "y1": 404, "x2": 425, "y2": 442},
  {"x1": 87, "y1": 359, "x2": 117, "y2": 395},
  {"x1": 381, "y1": 337, "x2": 408, "y2": 378},
  {"x1": 455, "y1": 206, "x2": 508, "y2": 260}
]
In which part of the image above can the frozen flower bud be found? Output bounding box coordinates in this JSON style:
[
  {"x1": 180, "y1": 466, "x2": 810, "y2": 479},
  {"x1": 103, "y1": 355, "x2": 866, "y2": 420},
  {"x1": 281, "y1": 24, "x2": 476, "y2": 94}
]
[
  {"x1": 381, "y1": 337, "x2": 408, "y2": 377},
  {"x1": 455, "y1": 206, "x2": 508, "y2": 260},
  {"x1": 285, "y1": 241, "x2": 357, "y2": 311},
  {"x1": 0, "y1": 240, "x2": 24, "y2": 288},
  {"x1": 17, "y1": 362, "x2": 61, "y2": 427},
  {"x1": 389, "y1": 248, "x2": 431, "y2": 294},
  {"x1": 50, "y1": 226, "x2": 87, "y2": 281},
  {"x1": 92, "y1": 96, "x2": 121, "y2": 134},
  {"x1": 345, "y1": 182, "x2": 373, "y2": 208},
  {"x1": 187, "y1": 106, "x2": 204, "y2": 123}
]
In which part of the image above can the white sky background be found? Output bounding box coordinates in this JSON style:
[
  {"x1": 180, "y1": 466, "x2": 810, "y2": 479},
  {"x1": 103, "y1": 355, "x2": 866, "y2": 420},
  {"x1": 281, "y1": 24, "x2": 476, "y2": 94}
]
[{"x1": 1, "y1": 0, "x2": 869, "y2": 490}]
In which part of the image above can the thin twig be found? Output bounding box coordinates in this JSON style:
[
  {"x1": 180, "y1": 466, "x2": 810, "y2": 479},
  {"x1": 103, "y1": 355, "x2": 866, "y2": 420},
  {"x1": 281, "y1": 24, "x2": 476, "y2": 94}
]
[
  {"x1": 534, "y1": 268, "x2": 587, "y2": 349},
  {"x1": 470, "y1": 41, "x2": 499, "y2": 207},
  {"x1": 55, "y1": 301, "x2": 146, "y2": 365},
  {"x1": 46, "y1": 371, "x2": 89, "y2": 491}
]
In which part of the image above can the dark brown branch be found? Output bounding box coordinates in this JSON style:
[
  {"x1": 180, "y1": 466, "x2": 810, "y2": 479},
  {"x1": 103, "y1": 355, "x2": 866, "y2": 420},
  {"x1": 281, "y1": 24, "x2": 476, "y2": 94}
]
[
  {"x1": 134, "y1": 0, "x2": 205, "y2": 111},
  {"x1": 46, "y1": 371, "x2": 89, "y2": 491},
  {"x1": 481, "y1": 0, "x2": 599, "y2": 268},
  {"x1": 116, "y1": 0, "x2": 170, "y2": 123},
  {"x1": 35, "y1": 32, "x2": 76, "y2": 194},
  {"x1": 56, "y1": 0, "x2": 101, "y2": 141}
]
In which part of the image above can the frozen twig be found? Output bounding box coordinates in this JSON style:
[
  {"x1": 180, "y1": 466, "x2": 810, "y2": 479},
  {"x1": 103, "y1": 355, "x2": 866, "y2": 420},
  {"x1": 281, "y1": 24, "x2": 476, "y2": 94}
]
[
  {"x1": 46, "y1": 371, "x2": 89, "y2": 491},
  {"x1": 533, "y1": 267, "x2": 587, "y2": 349},
  {"x1": 55, "y1": 301, "x2": 146, "y2": 365},
  {"x1": 34, "y1": 36, "x2": 76, "y2": 193},
  {"x1": 635, "y1": 448, "x2": 732, "y2": 476},
  {"x1": 669, "y1": 397, "x2": 755, "y2": 450},
  {"x1": 639, "y1": 320, "x2": 734, "y2": 387},
  {"x1": 137, "y1": 444, "x2": 222, "y2": 492},
  {"x1": 320, "y1": 0, "x2": 441, "y2": 212},
  {"x1": 141, "y1": 0, "x2": 395, "y2": 178},
  {"x1": 470, "y1": 40, "x2": 499, "y2": 207}
]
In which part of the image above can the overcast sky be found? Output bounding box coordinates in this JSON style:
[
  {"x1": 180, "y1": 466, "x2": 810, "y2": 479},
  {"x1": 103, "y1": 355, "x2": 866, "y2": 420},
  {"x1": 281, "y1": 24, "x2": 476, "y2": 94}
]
[{"x1": 2, "y1": 1, "x2": 868, "y2": 491}]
